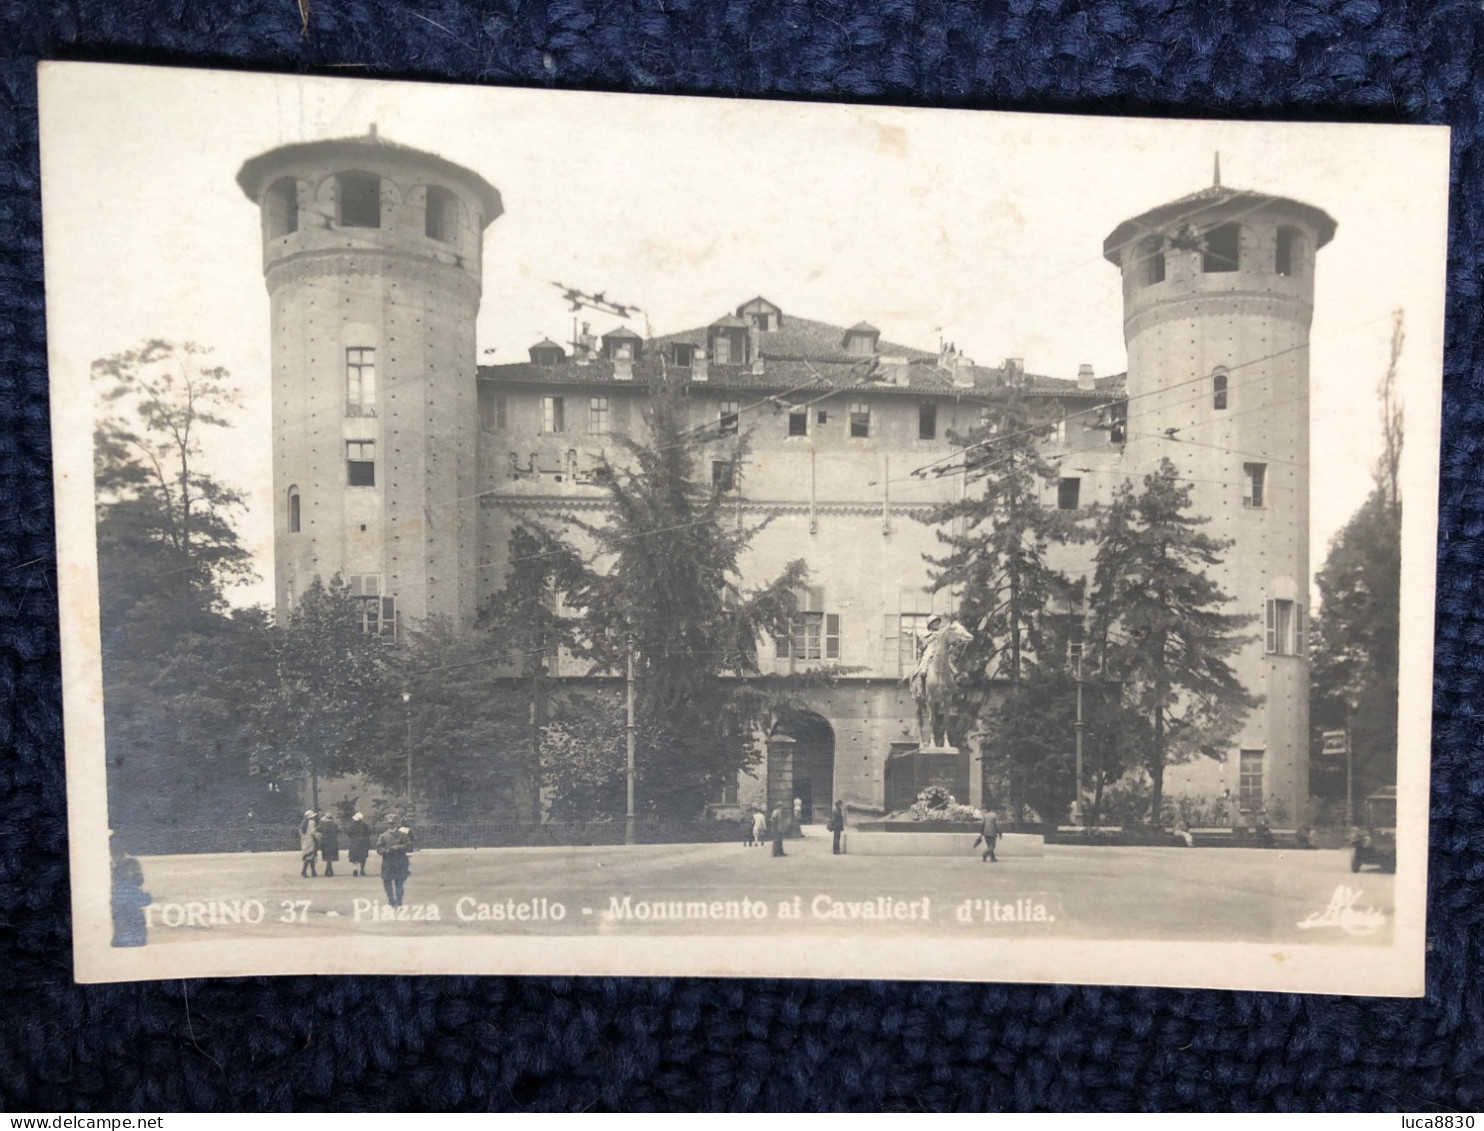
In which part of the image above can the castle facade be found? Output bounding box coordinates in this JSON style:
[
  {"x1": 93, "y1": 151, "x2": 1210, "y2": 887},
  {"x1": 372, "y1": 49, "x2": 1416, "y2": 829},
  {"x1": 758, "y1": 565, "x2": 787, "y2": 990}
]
[{"x1": 238, "y1": 133, "x2": 1332, "y2": 826}]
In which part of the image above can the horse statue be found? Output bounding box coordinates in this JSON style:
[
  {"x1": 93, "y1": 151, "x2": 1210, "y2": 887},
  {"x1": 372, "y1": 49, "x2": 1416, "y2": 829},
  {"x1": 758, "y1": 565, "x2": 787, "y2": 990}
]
[{"x1": 908, "y1": 617, "x2": 973, "y2": 749}]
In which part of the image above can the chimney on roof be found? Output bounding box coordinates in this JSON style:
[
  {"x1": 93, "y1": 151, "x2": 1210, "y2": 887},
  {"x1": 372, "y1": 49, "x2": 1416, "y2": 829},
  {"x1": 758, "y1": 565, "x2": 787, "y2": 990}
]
[
  {"x1": 1078, "y1": 363, "x2": 1095, "y2": 391},
  {"x1": 748, "y1": 322, "x2": 764, "y2": 375}
]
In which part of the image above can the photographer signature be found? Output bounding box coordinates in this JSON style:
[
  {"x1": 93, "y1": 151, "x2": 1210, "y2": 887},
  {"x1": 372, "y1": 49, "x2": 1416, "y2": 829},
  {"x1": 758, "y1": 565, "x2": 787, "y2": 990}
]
[{"x1": 1297, "y1": 884, "x2": 1387, "y2": 936}]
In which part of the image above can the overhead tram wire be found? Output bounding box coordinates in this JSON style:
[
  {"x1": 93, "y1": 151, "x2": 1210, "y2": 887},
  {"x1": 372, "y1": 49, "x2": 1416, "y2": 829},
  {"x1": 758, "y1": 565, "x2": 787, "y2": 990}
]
[
  {"x1": 258, "y1": 188, "x2": 1350, "y2": 580},
  {"x1": 479, "y1": 187, "x2": 1307, "y2": 476},
  {"x1": 901, "y1": 309, "x2": 1392, "y2": 485}
]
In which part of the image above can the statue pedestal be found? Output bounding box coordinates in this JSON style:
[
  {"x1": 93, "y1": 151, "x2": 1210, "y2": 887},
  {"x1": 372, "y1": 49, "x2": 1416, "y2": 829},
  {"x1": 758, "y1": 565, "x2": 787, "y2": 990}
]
[{"x1": 884, "y1": 741, "x2": 970, "y2": 813}]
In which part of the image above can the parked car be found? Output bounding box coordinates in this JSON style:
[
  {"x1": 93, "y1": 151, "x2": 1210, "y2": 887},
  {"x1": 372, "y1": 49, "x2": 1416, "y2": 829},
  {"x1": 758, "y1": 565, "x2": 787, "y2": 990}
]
[{"x1": 1350, "y1": 786, "x2": 1397, "y2": 873}]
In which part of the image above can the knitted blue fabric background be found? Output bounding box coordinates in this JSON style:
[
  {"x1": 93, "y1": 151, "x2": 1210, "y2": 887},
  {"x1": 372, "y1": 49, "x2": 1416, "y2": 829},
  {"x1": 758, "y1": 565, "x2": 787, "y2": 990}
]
[{"x1": 2, "y1": 0, "x2": 1481, "y2": 1111}]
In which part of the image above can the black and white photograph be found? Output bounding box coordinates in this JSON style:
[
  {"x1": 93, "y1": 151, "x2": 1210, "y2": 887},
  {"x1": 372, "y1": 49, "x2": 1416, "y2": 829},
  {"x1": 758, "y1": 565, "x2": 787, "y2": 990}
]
[{"x1": 40, "y1": 62, "x2": 1445, "y2": 991}]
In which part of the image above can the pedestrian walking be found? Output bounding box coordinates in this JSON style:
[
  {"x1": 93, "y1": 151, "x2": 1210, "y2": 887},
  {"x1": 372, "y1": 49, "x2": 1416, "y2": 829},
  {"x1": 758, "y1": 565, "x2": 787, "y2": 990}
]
[
  {"x1": 974, "y1": 810, "x2": 1001, "y2": 863},
  {"x1": 770, "y1": 803, "x2": 787, "y2": 858},
  {"x1": 751, "y1": 809, "x2": 767, "y2": 848},
  {"x1": 739, "y1": 810, "x2": 755, "y2": 847},
  {"x1": 318, "y1": 812, "x2": 341, "y2": 876},
  {"x1": 346, "y1": 812, "x2": 372, "y2": 876},
  {"x1": 299, "y1": 810, "x2": 320, "y2": 878},
  {"x1": 792, "y1": 796, "x2": 803, "y2": 827},
  {"x1": 377, "y1": 821, "x2": 412, "y2": 907},
  {"x1": 828, "y1": 800, "x2": 846, "y2": 855}
]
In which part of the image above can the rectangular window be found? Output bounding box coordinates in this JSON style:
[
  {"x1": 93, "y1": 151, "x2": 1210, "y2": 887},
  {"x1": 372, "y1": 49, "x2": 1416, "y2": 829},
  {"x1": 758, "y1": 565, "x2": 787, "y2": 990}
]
[
  {"x1": 898, "y1": 612, "x2": 933, "y2": 673},
  {"x1": 1107, "y1": 400, "x2": 1127, "y2": 444},
  {"x1": 918, "y1": 402, "x2": 937, "y2": 440},
  {"x1": 1239, "y1": 749, "x2": 1264, "y2": 813},
  {"x1": 346, "y1": 441, "x2": 375, "y2": 487},
  {"x1": 542, "y1": 396, "x2": 565, "y2": 433},
  {"x1": 719, "y1": 400, "x2": 740, "y2": 435},
  {"x1": 1243, "y1": 462, "x2": 1266, "y2": 508},
  {"x1": 589, "y1": 396, "x2": 609, "y2": 434},
  {"x1": 1214, "y1": 372, "x2": 1229, "y2": 411},
  {"x1": 1265, "y1": 598, "x2": 1305, "y2": 656},
  {"x1": 478, "y1": 386, "x2": 506, "y2": 432},
  {"x1": 337, "y1": 171, "x2": 381, "y2": 229},
  {"x1": 817, "y1": 409, "x2": 828, "y2": 425},
  {"x1": 673, "y1": 344, "x2": 694, "y2": 367},
  {"x1": 712, "y1": 460, "x2": 736, "y2": 493},
  {"x1": 849, "y1": 401, "x2": 870, "y2": 438},
  {"x1": 1276, "y1": 228, "x2": 1300, "y2": 277},
  {"x1": 777, "y1": 611, "x2": 839, "y2": 662},
  {"x1": 357, "y1": 594, "x2": 397, "y2": 641},
  {"x1": 775, "y1": 589, "x2": 837, "y2": 664},
  {"x1": 346, "y1": 347, "x2": 376, "y2": 416},
  {"x1": 1050, "y1": 408, "x2": 1067, "y2": 444},
  {"x1": 712, "y1": 336, "x2": 732, "y2": 364},
  {"x1": 1058, "y1": 477, "x2": 1081, "y2": 510},
  {"x1": 1203, "y1": 223, "x2": 1240, "y2": 273},
  {"x1": 425, "y1": 185, "x2": 455, "y2": 243},
  {"x1": 348, "y1": 574, "x2": 380, "y2": 598},
  {"x1": 788, "y1": 408, "x2": 808, "y2": 437},
  {"x1": 1139, "y1": 236, "x2": 1166, "y2": 286}
]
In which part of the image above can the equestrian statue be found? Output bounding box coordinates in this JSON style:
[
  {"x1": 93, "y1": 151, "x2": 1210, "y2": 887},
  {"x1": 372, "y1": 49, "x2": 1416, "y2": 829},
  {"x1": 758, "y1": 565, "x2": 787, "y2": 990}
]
[{"x1": 907, "y1": 615, "x2": 973, "y2": 749}]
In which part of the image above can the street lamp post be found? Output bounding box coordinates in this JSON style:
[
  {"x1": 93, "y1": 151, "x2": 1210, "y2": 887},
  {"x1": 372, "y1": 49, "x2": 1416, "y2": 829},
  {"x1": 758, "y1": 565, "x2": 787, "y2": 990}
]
[
  {"x1": 1071, "y1": 640, "x2": 1084, "y2": 827},
  {"x1": 401, "y1": 690, "x2": 412, "y2": 810},
  {"x1": 625, "y1": 644, "x2": 637, "y2": 845}
]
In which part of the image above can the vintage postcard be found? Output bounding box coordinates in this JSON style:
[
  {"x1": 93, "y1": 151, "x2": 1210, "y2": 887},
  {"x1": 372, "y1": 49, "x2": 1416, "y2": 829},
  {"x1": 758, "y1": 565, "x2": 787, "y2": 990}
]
[{"x1": 39, "y1": 62, "x2": 1446, "y2": 991}]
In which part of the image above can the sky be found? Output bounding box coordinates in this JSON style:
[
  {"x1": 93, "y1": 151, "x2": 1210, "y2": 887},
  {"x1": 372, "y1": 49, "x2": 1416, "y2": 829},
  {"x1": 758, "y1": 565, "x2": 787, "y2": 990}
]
[{"x1": 38, "y1": 63, "x2": 1450, "y2": 613}]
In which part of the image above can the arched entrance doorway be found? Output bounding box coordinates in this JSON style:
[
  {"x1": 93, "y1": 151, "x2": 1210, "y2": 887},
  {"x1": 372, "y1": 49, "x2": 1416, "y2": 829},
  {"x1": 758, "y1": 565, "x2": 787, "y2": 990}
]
[{"x1": 771, "y1": 709, "x2": 835, "y2": 825}]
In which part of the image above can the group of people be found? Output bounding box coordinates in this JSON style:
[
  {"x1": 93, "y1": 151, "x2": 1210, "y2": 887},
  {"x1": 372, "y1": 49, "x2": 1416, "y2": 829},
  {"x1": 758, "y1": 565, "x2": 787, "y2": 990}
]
[
  {"x1": 737, "y1": 799, "x2": 851, "y2": 857},
  {"x1": 298, "y1": 810, "x2": 415, "y2": 906},
  {"x1": 735, "y1": 800, "x2": 1004, "y2": 862}
]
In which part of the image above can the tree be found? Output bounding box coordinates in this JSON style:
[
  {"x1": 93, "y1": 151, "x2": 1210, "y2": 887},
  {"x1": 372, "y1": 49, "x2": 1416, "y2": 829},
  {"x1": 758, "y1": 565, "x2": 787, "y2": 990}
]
[
  {"x1": 530, "y1": 369, "x2": 808, "y2": 819},
  {"x1": 1089, "y1": 458, "x2": 1257, "y2": 822},
  {"x1": 374, "y1": 618, "x2": 532, "y2": 824},
  {"x1": 247, "y1": 577, "x2": 393, "y2": 807},
  {"x1": 1311, "y1": 311, "x2": 1404, "y2": 814},
  {"x1": 92, "y1": 341, "x2": 268, "y2": 843},
  {"x1": 918, "y1": 378, "x2": 1082, "y2": 812},
  {"x1": 479, "y1": 524, "x2": 603, "y2": 825},
  {"x1": 93, "y1": 340, "x2": 253, "y2": 619}
]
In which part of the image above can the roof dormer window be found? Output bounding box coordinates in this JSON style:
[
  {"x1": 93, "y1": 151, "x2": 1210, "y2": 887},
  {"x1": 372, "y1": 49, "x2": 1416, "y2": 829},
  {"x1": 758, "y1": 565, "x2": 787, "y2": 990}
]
[
  {"x1": 601, "y1": 327, "x2": 644, "y2": 361},
  {"x1": 737, "y1": 296, "x2": 783, "y2": 333},
  {"x1": 708, "y1": 315, "x2": 749, "y2": 366},
  {"x1": 843, "y1": 322, "x2": 880, "y2": 357},
  {"x1": 529, "y1": 338, "x2": 566, "y2": 367}
]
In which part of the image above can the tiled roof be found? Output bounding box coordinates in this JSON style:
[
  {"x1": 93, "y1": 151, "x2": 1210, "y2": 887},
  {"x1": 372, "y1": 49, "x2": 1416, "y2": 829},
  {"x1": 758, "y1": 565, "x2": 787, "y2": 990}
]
[
  {"x1": 651, "y1": 313, "x2": 936, "y2": 365},
  {"x1": 479, "y1": 357, "x2": 1127, "y2": 400},
  {"x1": 1103, "y1": 184, "x2": 1336, "y2": 264},
  {"x1": 482, "y1": 305, "x2": 1126, "y2": 399},
  {"x1": 236, "y1": 130, "x2": 504, "y2": 222}
]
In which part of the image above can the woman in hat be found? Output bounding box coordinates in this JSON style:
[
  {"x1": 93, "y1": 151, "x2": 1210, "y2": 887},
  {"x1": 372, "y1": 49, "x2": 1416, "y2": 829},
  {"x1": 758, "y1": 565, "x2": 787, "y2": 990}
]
[
  {"x1": 346, "y1": 812, "x2": 373, "y2": 876},
  {"x1": 299, "y1": 810, "x2": 320, "y2": 878}
]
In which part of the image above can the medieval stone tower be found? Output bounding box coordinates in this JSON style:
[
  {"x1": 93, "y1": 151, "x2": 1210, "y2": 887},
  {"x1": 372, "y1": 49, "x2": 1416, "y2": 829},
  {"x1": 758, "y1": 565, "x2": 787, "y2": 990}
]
[
  {"x1": 237, "y1": 131, "x2": 501, "y2": 632},
  {"x1": 1103, "y1": 174, "x2": 1335, "y2": 822}
]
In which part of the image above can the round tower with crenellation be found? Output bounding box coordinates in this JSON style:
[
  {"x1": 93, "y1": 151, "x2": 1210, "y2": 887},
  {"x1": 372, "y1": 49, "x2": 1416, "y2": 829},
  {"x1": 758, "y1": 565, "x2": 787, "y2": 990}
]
[
  {"x1": 238, "y1": 130, "x2": 502, "y2": 635},
  {"x1": 1103, "y1": 170, "x2": 1336, "y2": 824}
]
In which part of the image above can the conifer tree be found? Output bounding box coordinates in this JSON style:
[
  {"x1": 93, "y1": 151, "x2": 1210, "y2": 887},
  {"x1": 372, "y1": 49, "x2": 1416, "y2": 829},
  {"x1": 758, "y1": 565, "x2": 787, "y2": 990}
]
[
  {"x1": 1089, "y1": 458, "x2": 1257, "y2": 822},
  {"x1": 533, "y1": 369, "x2": 807, "y2": 819}
]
